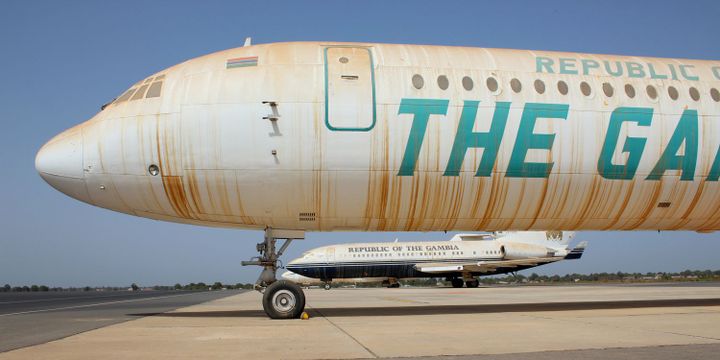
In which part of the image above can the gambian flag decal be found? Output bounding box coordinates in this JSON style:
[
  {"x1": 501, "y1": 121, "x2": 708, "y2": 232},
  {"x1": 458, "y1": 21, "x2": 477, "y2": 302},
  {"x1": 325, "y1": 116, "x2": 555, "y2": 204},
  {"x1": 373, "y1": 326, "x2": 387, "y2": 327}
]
[{"x1": 226, "y1": 56, "x2": 258, "y2": 68}]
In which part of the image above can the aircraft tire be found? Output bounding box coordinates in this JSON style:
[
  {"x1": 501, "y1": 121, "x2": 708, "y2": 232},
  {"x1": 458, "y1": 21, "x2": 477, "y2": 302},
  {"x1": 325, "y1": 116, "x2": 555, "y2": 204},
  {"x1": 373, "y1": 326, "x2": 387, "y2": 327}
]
[
  {"x1": 324, "y1": 283, "x2": 331, "y2": 290},
  {"x1": 451, "y1": 278, "x2": 464, "y2": 288},
  {"x1": 262, "y1": 280, "x2": 306, "y2": 319},
  {"x1": 466, "y1": 279, "x2": 479, "y2": 288}
]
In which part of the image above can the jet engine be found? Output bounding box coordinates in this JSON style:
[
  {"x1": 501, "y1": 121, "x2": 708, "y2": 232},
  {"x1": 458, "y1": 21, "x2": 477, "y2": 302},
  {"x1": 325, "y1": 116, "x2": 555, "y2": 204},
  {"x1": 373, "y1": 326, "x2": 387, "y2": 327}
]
[{"x1": 500, "y1": 243, "x2": 552, "y2": 259}]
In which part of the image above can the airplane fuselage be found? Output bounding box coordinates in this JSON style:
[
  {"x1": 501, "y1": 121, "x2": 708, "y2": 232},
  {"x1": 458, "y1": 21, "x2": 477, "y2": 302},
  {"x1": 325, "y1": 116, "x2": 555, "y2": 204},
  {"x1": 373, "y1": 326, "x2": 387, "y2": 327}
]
[
  {"x1": 36, "y1": 42, "x2": 720, "y2": 232},
  {"x1": 286, "y1": 232, "x2": 581, "y2": 280}
]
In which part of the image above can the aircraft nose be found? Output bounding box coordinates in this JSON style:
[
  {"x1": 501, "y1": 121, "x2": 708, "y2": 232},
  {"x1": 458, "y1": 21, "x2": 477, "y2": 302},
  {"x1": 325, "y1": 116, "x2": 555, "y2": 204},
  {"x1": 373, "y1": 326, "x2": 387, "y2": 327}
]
[{"x1": 35, "y1": 126, "x2": 91, "y2": 203}]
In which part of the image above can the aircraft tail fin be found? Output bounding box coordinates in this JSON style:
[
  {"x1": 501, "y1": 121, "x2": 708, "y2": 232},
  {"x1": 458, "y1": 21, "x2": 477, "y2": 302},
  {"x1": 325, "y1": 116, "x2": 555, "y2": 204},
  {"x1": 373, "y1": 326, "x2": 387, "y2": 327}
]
[{"x1": 564, "y1": 241, "x2": 588, "y2": 260}]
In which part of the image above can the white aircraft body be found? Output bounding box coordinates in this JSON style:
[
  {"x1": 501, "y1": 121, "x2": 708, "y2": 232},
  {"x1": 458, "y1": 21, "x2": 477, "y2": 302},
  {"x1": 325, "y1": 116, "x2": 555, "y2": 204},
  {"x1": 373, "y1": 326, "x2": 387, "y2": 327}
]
[
  {"x1": 280, "y1": 271, "x2": 386, "y2": 289},
  {"x1": 286, "y1": 231, "x2": 586, "y2": 289},
  {"x1": 35, "y1": 40, "x2": 720, "y2": 318}
]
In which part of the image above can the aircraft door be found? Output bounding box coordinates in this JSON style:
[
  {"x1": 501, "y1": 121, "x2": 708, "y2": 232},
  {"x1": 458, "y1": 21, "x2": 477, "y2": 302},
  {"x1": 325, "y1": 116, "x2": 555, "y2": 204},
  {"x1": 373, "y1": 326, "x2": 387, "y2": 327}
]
[
  {"x1": 324, "y1": 47, "x2": 376, "y2": 131},
  {"x1": 325, "y1": 247, "x2": 336, "y2": 263}
]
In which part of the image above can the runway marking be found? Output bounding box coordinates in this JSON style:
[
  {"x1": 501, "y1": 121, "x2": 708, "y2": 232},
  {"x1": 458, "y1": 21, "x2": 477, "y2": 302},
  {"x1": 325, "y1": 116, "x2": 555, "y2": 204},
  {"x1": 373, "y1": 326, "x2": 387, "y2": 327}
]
[
  {"x1": 0, "y1": 292, "x2": 159, "y2": 305},
  {"x1": 0, "y1": 292, "x2": 202, "y2": 317}
]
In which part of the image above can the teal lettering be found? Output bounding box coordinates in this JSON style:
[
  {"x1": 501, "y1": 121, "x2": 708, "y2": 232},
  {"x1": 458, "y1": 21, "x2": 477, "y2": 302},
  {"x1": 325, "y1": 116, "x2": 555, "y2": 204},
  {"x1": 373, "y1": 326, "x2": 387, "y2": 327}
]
[
  {"x1": 506, "y1": 103, "x2": 569, "y2": 178},
  {"x1": 626, "y1": 62, "x2": 646, "y2": 78},
  {"x1": 712, "y1": 67, "x2": 720, "y2": 81},
  {"x1": 559, "y1": 58, "x2": 578, "y2": 75},
  {"x1": 444, "y1": 101, "x2": 510, "y2": 176},
  {"x1": 679, "y1": 64, "x2": 699, "y2": 81},
  {"x1": 647, "y1": 110, "x2": 699, "y2": 181},
  {"x1": 581, "y1": 59, "x2": 600, "y2": 75},
  {"x1": 647, "y1": 63, "x2": 668, "y2": 80},
  {"x1": 536, "y1": 57, "x2": 555, "y2": 73},
  {"x1": 668, "y1": 64, "x2": 679, "y2": 80},
  {"x1": 598, "y1": 107, "x2": 653, "y2": 179},
  {"x1": 397, "y1": 99, "x2": 449, "y2": 176},
  {"x1": 708, "y1": 146, "x2": 720, "y2": 181},
  {"x1": 603, "y1": 60, "x2": 623, "y2": 77}
]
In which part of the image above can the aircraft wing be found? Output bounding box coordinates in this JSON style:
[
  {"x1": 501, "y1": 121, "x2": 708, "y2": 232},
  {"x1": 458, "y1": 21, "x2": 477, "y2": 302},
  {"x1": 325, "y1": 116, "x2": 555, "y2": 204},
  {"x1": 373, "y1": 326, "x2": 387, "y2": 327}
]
[{"x1": 414, "y1": 257, "x2": 565, "y2": 274}]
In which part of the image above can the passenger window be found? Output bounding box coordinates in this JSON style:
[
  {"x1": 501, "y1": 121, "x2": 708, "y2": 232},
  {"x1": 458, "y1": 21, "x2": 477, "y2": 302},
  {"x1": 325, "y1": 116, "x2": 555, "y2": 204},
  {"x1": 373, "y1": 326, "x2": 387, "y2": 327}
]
[
  {"x1": 510, "y1": 78, "x2": 522, "y2": 93},
  {"x1": 580, "y1": 81, "x2": 592, "y2": 96},
  {"x1": 647, "y1": 85, "x2": 658, "y2": 100},
  {"x1": 412, "y1": 74, "x2": 424, "y2": 89},
  {"x1": 462, "y1": 76, "x2": 473, "y2": 91},
  {"x1": 534, "y1": 79, "x2": 545, "y2": 94},
  {"x1": 557, "y1": 80, "x2": 569, "y2": 95},
  {"x1": 668, "y1": 86, "x2": 679, "y2": 100},
  {"x1": 437, "y1": 75, "x2": 449, "y2": 90},
  {"x1": 689, "y1": 87, "x2": 700, "y2": 101},
  {"x1": 602, "y1": 82, "x2": 614, "y2": 97},
  {"x1": 712, "y1": 88, "x2": 720, "y2": 102},
  {"x1": 625, "y1": 84, "x2": 636, "y2": 98},
  {"x1": 486, "y1": 77, "x2": 499, "y2": 92}
]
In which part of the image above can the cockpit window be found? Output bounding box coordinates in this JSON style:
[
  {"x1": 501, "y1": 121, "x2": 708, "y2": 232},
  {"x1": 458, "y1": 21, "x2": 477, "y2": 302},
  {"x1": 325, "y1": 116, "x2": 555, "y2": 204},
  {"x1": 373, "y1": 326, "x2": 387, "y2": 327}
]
[
  {"x1": 131, "y1": 84, "x2": 149, "y2": 100},
  {"x1": 145, "y1": 81, "x2": 163, "y2": 98},
  {"x1": 110, "y1": 74, "x2": 166, "y2": 106},
  {"x1": 115, "y1": 88, "x2": 137, "y2": 103}
]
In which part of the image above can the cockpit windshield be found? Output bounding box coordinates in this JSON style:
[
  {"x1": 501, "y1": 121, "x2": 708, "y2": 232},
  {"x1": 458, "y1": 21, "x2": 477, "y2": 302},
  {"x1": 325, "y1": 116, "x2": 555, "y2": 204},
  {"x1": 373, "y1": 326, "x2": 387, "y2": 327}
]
[{"x1": 107, "y1": 74, "x2": 165, "y2": 108}]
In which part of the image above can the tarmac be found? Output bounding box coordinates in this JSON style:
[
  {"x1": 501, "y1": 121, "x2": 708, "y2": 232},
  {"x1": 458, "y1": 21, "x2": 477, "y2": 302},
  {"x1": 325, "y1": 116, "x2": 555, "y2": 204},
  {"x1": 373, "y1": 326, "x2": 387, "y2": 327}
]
[
  {"x1": 1, "y1": 283, "x2": 720, "y2": 359},
  {"x1": 0, "y1": 290, "x2": 240, "y2": 353}
]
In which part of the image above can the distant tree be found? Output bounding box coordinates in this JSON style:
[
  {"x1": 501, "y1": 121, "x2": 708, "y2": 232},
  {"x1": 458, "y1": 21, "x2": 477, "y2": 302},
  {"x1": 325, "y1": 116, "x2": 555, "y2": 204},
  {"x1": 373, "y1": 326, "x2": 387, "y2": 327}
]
[
  {"x1": 30, "y1": 285, "x2": 39, "y2": 292},
  {"x1": 2, "y1": 284, "x2": 10, "y2": 292},
  {"x1": 22, "y1": 286, "x2": 30, "y2": 292},
  {"x1": 211, "y1": 282, "x2": 223, "y2": 290},
  {"x1": 174, "y1": 283, "x2": 182, "y2": 290},
  {"x1": 39, "y1": 285, "x2": 49, "y2": 292},
  {"x1": 131, "y1": 283, "x2": 139, "y2": 291},
  {"x1": 83, "y1": 286, "x2": 92, "y2": 292}
]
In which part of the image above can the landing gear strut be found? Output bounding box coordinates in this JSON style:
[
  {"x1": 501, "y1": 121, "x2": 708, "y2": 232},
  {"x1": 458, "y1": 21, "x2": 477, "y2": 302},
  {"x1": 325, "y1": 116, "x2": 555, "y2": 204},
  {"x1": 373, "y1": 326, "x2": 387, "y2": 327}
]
[{"x1": 241, "y1": 228, "x2": 305, "y2": 319}]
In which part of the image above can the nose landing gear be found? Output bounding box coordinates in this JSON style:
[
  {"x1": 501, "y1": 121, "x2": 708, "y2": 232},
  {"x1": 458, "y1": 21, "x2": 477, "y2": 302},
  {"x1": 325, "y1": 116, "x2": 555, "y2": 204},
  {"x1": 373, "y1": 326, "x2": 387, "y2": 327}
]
[{"x1": 241, "y1": 228, "x2": 306, "y2": 319}]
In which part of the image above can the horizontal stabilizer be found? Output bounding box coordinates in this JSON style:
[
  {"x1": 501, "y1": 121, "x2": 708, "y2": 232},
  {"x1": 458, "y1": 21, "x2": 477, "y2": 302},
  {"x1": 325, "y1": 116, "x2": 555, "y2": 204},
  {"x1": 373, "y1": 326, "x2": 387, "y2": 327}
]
[{"x1": 564, "y1": 241, "x2": 588, "y2": 260}]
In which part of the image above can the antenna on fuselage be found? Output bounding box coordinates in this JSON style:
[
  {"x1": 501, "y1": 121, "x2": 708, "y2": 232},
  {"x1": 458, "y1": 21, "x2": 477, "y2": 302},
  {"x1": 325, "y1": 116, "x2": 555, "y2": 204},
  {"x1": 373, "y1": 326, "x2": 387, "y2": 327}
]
[{"x1": 244, "y1": 37, "x2": 252, "y2": 47}]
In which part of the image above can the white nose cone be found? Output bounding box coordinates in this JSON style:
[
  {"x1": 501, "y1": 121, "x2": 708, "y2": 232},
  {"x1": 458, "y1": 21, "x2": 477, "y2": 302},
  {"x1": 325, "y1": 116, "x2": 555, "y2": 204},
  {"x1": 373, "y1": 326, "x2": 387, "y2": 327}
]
[{"x1": 36, "y1": 126, "x2": 90, "y2": 203}]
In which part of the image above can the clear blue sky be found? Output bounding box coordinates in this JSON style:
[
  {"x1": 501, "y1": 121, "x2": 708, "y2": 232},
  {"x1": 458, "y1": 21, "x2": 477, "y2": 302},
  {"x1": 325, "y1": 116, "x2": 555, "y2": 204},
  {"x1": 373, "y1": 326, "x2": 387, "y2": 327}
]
[{"x1": 2, "y1": 0, "x2": 720, "y2": 287}]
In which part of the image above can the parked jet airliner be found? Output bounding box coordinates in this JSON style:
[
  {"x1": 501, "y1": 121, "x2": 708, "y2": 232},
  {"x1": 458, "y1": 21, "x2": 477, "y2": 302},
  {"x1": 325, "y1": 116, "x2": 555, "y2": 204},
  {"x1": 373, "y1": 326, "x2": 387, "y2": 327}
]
[
  {"x1": 286, "y1": 231, "x2": 586, "y2": 289},
  {"x1": 36, "y1": 40, "x2": 720, "y2": 318}
]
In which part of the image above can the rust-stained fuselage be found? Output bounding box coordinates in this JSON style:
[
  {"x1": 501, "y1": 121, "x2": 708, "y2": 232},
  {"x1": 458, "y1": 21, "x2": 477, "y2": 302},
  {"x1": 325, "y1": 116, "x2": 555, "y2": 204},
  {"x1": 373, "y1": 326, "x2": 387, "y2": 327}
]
[{"x1": 36, "y1": 42, "x2": 720, "y2": 232}]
